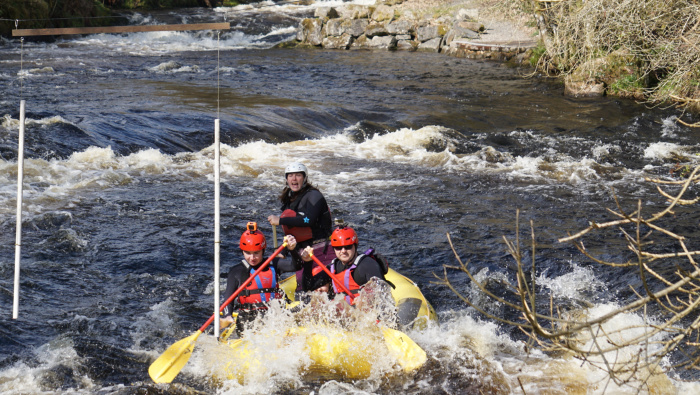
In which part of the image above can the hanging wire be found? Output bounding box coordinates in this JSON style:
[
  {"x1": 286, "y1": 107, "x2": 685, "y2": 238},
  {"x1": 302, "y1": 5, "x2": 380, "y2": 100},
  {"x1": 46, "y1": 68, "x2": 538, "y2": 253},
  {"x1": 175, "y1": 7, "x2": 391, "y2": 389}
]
[{"x1": 217, "y1": 30, "x2": 221, "y2": 120}]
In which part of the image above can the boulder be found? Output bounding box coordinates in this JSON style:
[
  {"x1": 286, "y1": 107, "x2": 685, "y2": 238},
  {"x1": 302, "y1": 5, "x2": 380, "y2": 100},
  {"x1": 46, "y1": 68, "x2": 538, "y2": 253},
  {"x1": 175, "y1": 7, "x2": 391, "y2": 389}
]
[
  {"x1": 564, "y1": 78, "x2": 605, "y2": 97},
  {"x1": 368, "y1": 35, "x2": 397, "y2": 49},
  {"x1": 315, "y1": 7, "x2": 339, "y2": 20},
  {"x1": 443, "y1": 22, "x2": 480, "y2": 47},
  {"x1": 396, "y1": 39, "x2": 417, "y2": 51},
  {"x1": 372, "y1": 5, "x2": 394, "y2": 22},
  {"x1": 455, "y1": 8, "x2": 479, "y2": 21},
  {"x1": 323, "y1": 33, "x2": 354, "y2": 49},
  {"x1": 417, "y1": 37, "x2": 442, "y2": 52},
  {"x1": 386, "y1": 19, "x2": 413, "y2": 35},
  {"x1": 457, "y1": 21, "x2": 484, "y2": 33},
  {"x1": 416, "y1": 25, "x2": 439, "y2": 42},
  {"x1": 336, "y1": 4, "x2": 374, "y2": 19},
  {"x1": 365, "y1": 22, "x2": 389, "y2": 37},
  {"x1": 297, "y1": 18, "x2": 323, "y2": 46},
  {"x1": 324, "y1": 18, "x2": 369, "y2": 38},
  {"x1": 351, "y1": 34, "x2": 371, "y2": 48}
]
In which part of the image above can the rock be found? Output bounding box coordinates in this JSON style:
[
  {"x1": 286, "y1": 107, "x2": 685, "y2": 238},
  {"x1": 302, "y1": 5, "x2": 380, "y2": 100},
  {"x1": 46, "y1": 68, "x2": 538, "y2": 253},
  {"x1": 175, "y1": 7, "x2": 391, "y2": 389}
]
[
  {"x1": 365, "y1": 22, "x2": 389, "y2": 37},
  {"x1": 376, "y1": 0, "x2": 404, "y2": 5},
  {"x1": 443, "y1": 22, "x2": 480, "y2": 47},
  {"x1": 297, "y1": 18, "x2": 323, "y2": 46},
  {"x1": 324, "y1": 18, "x2": 369, "y2": 38},
  {"x1": 400, "y1": 10, "x2": 417, "y2": 21},
  {"x1": 417, "y1": 37, "x2": 442, "y2": 52},
  {"x1": 372, "y1": 5, "x2": 395, "y2": 22},
  {"x1": 416, "y1": 25, "x2": 439, "y2": 42},
  {"x1": 336, "y1": 4, "x2": 374, "y2": 19},
  {"x1": 457, "y1": 21, "x2": 484, "y2": 33},
  {"x1": 351, "y1": 34, "x2": 371, "y2": 48},
  {"x1": 564, "y1": 78, "x2": 605, "y2": 97},
  {"x1": 368, "y1": 35, "x2": 397, "y2": 49},
  {"x1": 386, "y1": 19, "x2": 413, "y2": 35},
  {"x1": 323, "y1": 33, "x2": 354, "y2": 49},
  {"x1": 396, "y1": 39, "x2": 417, "y2": 51},
  {"x1": 314, "y1": 7, "x2": 339, "y2": 20},
  {"x1": 396, "y1": 34, "x2": 411, "y2": 40},
  {"x1": 455, "y1": 8, "x2": 479, "y2": 21}
]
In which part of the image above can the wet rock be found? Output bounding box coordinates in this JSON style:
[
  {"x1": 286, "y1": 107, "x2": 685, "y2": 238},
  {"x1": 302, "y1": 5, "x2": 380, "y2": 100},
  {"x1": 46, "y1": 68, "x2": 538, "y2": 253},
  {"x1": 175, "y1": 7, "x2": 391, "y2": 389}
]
[
  {"x1": 396, "y1": 39, "x2": 417, "y2": 51},
  {"x1": 417, "y1": 37, "x2": 442, "y2": 52},
  {"x1": 564, "y1": 78, "x2": 605, "y2": 97},
  {"x1": 323, "y1": 33, "x2": 354, "y2": 49},
  {"x1": 368, "y1": 35, "x2": 397, "y2": 49},
  {"x1": 297, "y1": 18, "x2": 323, "y2": 45}
]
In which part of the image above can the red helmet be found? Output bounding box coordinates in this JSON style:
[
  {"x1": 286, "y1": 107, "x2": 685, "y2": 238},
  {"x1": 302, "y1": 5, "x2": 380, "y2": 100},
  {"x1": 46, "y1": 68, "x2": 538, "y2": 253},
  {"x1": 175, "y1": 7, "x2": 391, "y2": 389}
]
[
  {"x1": 240, "y1": 222, "x2": 266, "y2": 252},
  {"x1": 330, "y1": 227, "x2": 358, "y2": 247}
]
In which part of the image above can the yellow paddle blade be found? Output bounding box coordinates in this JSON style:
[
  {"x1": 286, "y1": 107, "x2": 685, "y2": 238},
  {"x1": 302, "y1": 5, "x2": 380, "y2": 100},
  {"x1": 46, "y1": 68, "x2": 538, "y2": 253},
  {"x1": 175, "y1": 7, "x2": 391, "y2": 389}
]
[
  {"x1": 149, "y1": 330, "x2": 203, "y2": 383},
  {"x1": 381, "y1": 327, "x2": 427, "y2": 372}
]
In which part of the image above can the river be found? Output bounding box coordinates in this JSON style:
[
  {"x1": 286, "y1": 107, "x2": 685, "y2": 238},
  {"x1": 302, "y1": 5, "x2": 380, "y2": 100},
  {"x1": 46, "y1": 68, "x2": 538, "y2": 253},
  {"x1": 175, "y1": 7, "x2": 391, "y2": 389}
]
[{"x1": 1, "y1": 2, "x2": 699, "y2": 394}]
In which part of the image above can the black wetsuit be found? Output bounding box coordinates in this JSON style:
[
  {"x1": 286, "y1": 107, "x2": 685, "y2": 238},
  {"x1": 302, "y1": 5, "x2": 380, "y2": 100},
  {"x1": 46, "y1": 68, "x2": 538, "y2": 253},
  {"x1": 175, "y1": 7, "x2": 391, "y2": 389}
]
[
  {"x1": 222, "y1": 253, "x2": 301, "y2": 334},
  {"x1": 280, "y1": 187, "x2": 332, "y2": 247}
]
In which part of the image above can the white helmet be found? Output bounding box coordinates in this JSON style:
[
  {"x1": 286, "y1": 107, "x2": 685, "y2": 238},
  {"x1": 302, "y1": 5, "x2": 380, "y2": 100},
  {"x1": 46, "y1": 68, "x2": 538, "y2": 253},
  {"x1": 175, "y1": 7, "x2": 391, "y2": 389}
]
[{"x1": 285, "y1": 162, "x2": 308, "y2": 185}]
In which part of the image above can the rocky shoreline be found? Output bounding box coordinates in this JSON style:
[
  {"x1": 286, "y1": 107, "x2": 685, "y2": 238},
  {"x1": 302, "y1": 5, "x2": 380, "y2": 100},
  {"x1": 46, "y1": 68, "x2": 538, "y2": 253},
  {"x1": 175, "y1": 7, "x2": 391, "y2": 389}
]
[{"x1": 294, "y1": 0, "x2": 538, "y2": 64}]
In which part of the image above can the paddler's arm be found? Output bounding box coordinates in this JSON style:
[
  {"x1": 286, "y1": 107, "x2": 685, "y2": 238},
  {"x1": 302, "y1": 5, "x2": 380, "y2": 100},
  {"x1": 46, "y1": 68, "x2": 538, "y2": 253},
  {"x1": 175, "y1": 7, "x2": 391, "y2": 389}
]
[
  {"x1": 299, "y1": 246, "x2": 332, "y2": 291},
  {"x1": 275, "y1": 235, "x2": 304, "y2": 271},
  {"x1": 220, "y1": 265, "x2": 243, "y2": 323},
  {"x1": 220, "y1": 314, "x2": 235, "y2": 329}
]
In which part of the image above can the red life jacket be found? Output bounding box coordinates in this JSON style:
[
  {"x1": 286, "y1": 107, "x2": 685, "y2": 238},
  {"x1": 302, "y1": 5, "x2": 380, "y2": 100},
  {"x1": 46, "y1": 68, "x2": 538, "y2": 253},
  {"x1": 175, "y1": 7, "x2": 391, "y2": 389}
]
[
  {"x1": 330, "y1": 257, "x2": 363, "y2": 305},
  {"x1": 280, "y1": 209, "x2": 313, "y2": 242},
  {"x1": 238, "y1": 265, "x2": 278, "y2": 310}
]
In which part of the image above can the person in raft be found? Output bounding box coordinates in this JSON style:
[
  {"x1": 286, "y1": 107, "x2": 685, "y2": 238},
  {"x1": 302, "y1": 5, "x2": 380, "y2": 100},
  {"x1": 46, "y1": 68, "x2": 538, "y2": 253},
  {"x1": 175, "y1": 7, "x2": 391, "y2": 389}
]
[
  {"x1": 267, "y1": 162, "x2": 334, "y2": 291},
  {"x1": 299, "y1": 226, "x2": 387, "y2": 305},
  {"x1": 220, "y1": 222, "x2": 301, "y2": 335},
  {"x1": 267, "y1": 162, "x2": 333, "y2": 248}
]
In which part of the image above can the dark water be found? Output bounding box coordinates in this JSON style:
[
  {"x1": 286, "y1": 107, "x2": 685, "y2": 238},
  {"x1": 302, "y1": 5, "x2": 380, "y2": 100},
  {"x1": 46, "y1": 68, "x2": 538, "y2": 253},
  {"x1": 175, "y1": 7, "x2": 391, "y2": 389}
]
[{"x1": 1, "y1": 3, "x2": 699, "y2": 394}]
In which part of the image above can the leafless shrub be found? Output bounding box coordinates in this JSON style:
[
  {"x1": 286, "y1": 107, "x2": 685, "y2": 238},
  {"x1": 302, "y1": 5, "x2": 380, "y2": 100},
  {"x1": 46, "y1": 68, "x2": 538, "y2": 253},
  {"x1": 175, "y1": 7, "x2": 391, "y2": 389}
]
[{"x1": 437, "y1": 166, "x2": 700, "y2": 391}]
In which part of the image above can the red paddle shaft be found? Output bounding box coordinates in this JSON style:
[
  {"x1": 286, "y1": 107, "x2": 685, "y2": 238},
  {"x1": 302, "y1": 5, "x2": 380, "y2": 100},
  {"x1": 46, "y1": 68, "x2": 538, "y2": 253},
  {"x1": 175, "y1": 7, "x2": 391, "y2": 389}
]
[
  {"x1": 310, "y1": 253, "x2": 356, "y2": 301},
  {"x1": 198, "y1": 243, "x2": 287, "y2": 332}
]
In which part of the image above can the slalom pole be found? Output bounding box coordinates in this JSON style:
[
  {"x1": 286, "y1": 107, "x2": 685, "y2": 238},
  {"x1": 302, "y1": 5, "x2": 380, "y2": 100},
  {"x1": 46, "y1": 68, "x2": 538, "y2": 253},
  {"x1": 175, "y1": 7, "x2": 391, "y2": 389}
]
[
  {"x1": 213, "y1": 29, "x2": 222, "y2": 335},
  {"x1": 13, "y1": 100, "x2": 26, "y2": 319},
  {"x1": 214, "y1": 118, "x2": 221, "y2": 334}
]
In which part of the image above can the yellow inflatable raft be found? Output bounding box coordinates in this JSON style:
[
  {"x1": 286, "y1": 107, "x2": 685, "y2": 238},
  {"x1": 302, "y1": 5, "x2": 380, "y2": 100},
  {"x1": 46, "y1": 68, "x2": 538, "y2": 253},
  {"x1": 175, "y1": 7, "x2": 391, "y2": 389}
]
[{"x1": 218, "y1": 268, "x2": 437, "y2": 381}]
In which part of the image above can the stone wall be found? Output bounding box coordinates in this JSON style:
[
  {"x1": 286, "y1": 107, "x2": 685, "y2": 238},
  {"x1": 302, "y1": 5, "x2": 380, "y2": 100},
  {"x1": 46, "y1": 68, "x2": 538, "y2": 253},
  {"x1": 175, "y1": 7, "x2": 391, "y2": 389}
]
[{"x1": 295, "y1": 2, "x2": 535, "y2": 62}]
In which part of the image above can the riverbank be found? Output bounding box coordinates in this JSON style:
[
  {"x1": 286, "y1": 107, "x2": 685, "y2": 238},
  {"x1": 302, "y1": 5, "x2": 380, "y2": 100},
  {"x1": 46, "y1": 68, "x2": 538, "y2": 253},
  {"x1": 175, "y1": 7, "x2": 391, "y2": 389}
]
[{"x1": 292, "y1": 0, "x2": 539, "y2": 65}]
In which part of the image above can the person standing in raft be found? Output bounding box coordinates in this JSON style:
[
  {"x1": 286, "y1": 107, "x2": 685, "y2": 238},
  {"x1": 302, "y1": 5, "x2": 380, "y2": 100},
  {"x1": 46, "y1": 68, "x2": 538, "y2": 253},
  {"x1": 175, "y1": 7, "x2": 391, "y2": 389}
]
[
  {"x1": 220, "y1": 222, "x2": 301, "y2": 336},
  {"x1": 299, "y1": 226, "x2": 387, "y2": 305},
  {"x1": 267, "y1": 162, "x2": 334, "y2": 291}
]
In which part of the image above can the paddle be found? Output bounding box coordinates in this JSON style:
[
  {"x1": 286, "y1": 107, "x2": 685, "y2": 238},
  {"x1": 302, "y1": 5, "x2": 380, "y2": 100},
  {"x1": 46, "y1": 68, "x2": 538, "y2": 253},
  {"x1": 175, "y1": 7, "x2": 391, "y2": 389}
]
[
  {"x1": 148, "y1": 242, "x2": 288, "y2": 384},
  {"x1": 308, "y1": 252, "x2": 427, "y2": 372}
]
